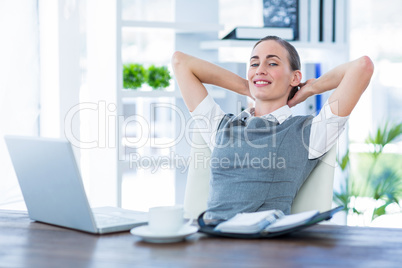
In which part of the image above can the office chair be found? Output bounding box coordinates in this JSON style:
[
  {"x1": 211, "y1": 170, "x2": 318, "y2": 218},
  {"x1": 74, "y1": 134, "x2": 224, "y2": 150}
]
[{"x1": 183, "y1": 129, "x2": 336, "y2": 219}]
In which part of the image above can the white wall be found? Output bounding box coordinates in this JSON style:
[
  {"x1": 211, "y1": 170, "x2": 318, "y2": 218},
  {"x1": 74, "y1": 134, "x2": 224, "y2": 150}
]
[
  {"x1": 82, "y1": 0, "x2": 118, "y2": 207},
  {"x1": 0, "y1": 0, "x2": 40, "y2": 209}
]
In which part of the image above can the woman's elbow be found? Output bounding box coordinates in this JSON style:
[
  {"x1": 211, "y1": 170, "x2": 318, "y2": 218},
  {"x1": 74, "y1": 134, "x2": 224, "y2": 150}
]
[
  {"x1": 171, "y1": 51, "x2": 186, "y2": 70},
  {"x1": 358, "y1": 55, "x2": 374, "y2": 77}
]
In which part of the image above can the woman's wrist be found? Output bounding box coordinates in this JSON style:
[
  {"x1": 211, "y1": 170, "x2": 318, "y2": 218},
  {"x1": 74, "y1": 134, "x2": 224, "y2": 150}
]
[
  {"x1": 242, "y1": 79, "x2": 251, "y2": 97},
  {"x1": 308, "y1": 79, "x2": 321, "y2": 96}
]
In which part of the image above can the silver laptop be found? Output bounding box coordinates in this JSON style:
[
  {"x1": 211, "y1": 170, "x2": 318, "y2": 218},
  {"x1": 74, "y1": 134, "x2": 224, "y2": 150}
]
[{"x1": 4, "y1": 135, "x2": 148, "y2": 234}]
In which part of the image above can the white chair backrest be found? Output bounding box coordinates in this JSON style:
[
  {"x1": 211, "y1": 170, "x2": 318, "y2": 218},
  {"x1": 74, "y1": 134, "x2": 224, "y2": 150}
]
[{"x1": 184, "y1": 130, "x2": 336, "y2": 219}]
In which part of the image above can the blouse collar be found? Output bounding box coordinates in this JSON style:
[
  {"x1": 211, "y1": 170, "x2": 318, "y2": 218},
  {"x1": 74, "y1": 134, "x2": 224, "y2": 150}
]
[{"x1": 241, "y1": 105, "x2": 292, "y2": 124}]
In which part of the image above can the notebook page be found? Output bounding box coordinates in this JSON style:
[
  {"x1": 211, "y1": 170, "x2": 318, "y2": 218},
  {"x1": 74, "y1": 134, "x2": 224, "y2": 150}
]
[{"x1": 265, "y1": 210, "x2": 319, "y2": 232}]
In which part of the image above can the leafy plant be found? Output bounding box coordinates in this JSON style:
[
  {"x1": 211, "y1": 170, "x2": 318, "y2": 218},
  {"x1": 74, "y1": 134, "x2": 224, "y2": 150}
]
[
  {"x1": 334, "y1": 150, "x2": 353, "y2": 212},
  {"x1": 370, "y1": 169, "x2": 401, "y2": 220},
  {"x1": 123, "y1": 63, "x2": 146, "y2": 89},
  {"x1": 146, "y1": 65, "x2": 171, "y2": 90},
  {"x1": 366, "y1": 121, "x2": 402, "y2": 158},
  {"x1": 333, "y1": 120, "x2": 402, "y2": 224}
]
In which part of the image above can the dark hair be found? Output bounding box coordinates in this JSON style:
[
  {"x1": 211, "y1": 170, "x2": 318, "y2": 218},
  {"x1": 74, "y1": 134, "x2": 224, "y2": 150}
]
[{"x1": 253, "y1": 36, "x2": 300, "y2": 100}]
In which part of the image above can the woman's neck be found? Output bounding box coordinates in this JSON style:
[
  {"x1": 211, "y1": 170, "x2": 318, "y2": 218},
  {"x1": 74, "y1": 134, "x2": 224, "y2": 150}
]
[{"x1": 253, "y1": 100, "x2": 287, "y2": 117}]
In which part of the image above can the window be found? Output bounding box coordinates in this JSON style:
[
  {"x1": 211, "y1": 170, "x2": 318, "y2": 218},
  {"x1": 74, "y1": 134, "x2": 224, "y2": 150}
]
[
  {"x1": 0, "y1": 0, "x2": 40, "y2": 210},
  {"x1": 120, "y1": 0, "x2": 176, "y2": 211}
]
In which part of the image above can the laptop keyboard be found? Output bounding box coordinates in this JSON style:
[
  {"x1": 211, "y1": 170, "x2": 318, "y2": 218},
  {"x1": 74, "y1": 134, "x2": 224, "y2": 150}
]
[{"x1": 94, "y1": 214, "x2": 139, "y2": 227}]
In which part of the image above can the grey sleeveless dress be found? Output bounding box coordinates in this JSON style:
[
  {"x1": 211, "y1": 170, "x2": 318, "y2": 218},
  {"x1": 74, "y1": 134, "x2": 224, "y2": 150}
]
[{"x1": 206, "y1": 114, "x2": 321, "y2": 220}]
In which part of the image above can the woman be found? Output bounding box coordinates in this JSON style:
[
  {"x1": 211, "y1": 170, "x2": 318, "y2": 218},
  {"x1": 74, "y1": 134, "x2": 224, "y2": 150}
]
[{"x1": 172, "y1": 36, "x2": 374, "y2": 220}]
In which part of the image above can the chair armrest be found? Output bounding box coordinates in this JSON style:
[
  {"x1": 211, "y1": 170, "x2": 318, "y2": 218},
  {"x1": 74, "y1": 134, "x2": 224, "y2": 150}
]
[
  {"x1": 290, "y1": 146, "x2": 336, "y2": 214},
  {"x1": 183, "y1": 130, "x2": 211, "y2": 219}
]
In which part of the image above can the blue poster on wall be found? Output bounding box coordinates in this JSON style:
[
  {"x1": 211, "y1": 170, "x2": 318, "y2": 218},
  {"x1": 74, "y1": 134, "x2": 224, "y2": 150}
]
[
  {"x1": 314, "y1": 63, "x2": 322, "y2": 115},
  {"x1": 303, "y1": 62, "x2": 323, "y2": 116}
]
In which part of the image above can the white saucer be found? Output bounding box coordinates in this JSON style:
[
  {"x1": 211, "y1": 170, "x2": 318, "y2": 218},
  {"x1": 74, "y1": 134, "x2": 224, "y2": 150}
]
[{"x1": 130, "y1": 225, "x2": 198, "y2": 243}]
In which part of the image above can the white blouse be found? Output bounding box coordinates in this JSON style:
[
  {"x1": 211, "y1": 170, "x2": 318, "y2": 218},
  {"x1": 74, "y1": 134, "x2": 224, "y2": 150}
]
[{"x1": 190, "y1": 94, "x2": 349, "y2": 159}]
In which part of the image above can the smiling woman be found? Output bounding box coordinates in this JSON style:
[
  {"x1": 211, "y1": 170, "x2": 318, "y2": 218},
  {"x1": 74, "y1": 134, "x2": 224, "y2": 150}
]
[
  {"x1": 248, "y1": 37, "x2": 301, "y2": 114},
  {"x1": 250, "y1": 36, "x2": 301, "y2": 110},
  {"x1": 172, "y1": 35, "x2": 374, "y2": 220}
]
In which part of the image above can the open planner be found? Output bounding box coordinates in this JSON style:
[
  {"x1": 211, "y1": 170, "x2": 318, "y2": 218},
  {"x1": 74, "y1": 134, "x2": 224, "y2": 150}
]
[{"x1": 197, "y1": 206, "x2": 343, "y2": 239}]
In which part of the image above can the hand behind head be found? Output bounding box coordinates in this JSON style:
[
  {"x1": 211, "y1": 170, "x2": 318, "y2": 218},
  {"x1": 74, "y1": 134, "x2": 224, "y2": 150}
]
[{"x1": 287, "y1": 79, "x2": 316, "y2": 107}]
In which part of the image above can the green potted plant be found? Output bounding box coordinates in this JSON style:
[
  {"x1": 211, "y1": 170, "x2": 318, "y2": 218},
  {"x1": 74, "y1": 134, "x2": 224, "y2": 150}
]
[
  {"x1": 334, "y1": 121, "x2": 402, "y2": 225},
  {"x1": 363, "y1": 121, "x2": 402, "y2": 221},
  {"x1": 146, "y1": 65, "x2": 172, "y2": 90},
  {"x1": 123, "y1": 63, "x2": 146, "y2": 90}
]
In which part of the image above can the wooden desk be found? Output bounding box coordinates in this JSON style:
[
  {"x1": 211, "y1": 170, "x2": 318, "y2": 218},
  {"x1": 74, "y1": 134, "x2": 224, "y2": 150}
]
[{"x1": 1, "y1": 210, "x2": 401, "y2": 267}]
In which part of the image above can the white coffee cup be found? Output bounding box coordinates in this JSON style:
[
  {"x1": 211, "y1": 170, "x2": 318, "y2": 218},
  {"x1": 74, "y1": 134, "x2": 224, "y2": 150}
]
[{"x1": 148, "y1": 206, "x2": 191, "y2": 235}]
